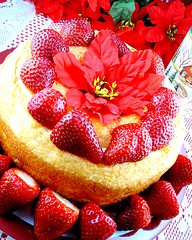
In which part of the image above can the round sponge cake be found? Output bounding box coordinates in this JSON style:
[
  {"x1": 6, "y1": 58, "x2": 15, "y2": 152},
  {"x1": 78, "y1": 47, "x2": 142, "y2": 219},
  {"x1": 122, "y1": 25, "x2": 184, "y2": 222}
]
[{"x1": 0, "y1": 38, "x2": 184, "y2": 206}]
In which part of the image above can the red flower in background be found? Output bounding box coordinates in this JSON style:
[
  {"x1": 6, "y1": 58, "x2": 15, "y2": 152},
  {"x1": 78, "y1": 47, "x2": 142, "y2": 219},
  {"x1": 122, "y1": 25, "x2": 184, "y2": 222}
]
[
  {"x1": 146, "y1": 0, "x2": 192, "y2": 66},
  {"x1": 115, "y1": 3, "x2": 152, "y2": 50},
  {"x1": 34, "y1": 0, "x2": 68, "y2": 22},
  {"x1": 33, "y1": 0, "x2": 192, "y2": 68},
  {"x1": 33, "y1": 0, "x2": 111, "y2": 23},
  {"x1": 53, "y1": 30, "x2": 163, "y2": 125}
]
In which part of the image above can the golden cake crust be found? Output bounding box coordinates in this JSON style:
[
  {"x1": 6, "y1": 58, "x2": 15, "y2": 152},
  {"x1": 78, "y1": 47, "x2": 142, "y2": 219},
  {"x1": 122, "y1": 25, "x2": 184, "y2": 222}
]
[{"x1": 0, "y1": 41, "x2": 185, "y2": 206}]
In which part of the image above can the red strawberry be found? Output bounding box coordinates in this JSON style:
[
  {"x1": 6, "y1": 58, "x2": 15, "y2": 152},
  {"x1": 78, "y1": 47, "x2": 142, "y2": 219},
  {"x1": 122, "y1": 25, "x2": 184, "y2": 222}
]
[
  {"x1": 28, "y1": 88, "x2": 67, "y2": 129},
  {"x1": 50, "y1": 110, "x2": 103, "y2": 164},
  {"x1": 103, "y1": 123, "x2": 152, "y2": 165},
  {"x1": 20, "y1": 57, "x2": 56, "y2": 93},
  {"x1": 31, "y1": 29, "x2": 69, "y2": 61},
  {"x1": 34, "y1": 188, "x2": 79, "y2": 240},
  {"x1": 0, "y1": 154, "x2": 11, "y2": 175},
  {"x1": 80, "y1": 202, "x2": 117, "y2": 240},
  {"x1": 148, "y1": 87, "x2": 180, "y2": 118},
  {"x1": 141, "y1": 110, "x2": 175, "y2": 151},
  {"x1": 108, "y1": 30, "x2": 131, "y2": 57},
  {"x1": 115, "y1": 195, "x2": 151, "y2": 230},
  {"x1": 163, "y1": 154, "x2": 192, "y2": 194},
  {"x1": 150, "y1": 52, "x2": 165, "y2": 75},
  {"x1": 141, "y1": 180, "x2": 179, "y2": 220},
  {"x1": 60, "y1": 17, "x2": 94, "y2": 46},
  {"x1": 0, "y1": 168, "x2": 40, "y2": 215}
]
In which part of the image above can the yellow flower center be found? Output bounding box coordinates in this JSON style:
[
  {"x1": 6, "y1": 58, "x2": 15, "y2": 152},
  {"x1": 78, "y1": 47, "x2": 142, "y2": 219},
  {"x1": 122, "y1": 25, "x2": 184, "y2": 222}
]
[
  {"x1": 167, "y1": 25, "x2": 178, "y2": 41},
  {"x1": 119, "y1": 20, "x2": 135, "y2": 29},
  {"x1": 94, "y1": 77, "x2": 119, "y2": 100}
]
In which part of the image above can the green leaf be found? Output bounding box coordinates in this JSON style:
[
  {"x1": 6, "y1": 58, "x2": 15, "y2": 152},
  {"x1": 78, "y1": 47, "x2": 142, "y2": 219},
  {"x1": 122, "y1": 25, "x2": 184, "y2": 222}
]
[{"x1": 109, "y1": 0, "x2": 135, "y2": 25}]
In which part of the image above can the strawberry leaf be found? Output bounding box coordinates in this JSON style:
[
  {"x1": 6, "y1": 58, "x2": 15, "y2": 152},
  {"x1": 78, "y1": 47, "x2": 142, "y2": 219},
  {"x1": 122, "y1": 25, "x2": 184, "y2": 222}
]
[{"x1": 109, "y1": 0, "x2": 135, "y2": 25}]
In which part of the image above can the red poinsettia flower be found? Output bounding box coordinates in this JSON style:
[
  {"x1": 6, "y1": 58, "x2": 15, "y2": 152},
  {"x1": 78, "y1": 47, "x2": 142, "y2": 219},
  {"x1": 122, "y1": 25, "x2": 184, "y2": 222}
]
[
  {"x1": 53, "y1": 30, "x2": 163, "y2": 125},
  {"x1": 146, "y1": 0, "x2": 192, "y2": 67}
]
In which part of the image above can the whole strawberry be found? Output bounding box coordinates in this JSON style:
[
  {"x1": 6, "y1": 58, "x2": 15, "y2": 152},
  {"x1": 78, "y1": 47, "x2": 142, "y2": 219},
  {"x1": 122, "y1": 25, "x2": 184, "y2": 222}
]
[
  {"x1": 115, "y1": 195, "x2": 151, "y2": 230},
  {"x1": 60, "y1": 17, "x2": 94, "y2": 46},
  {"x1": 50, "y1": 109, "x2": 103, "y2": 164},
  {"x1": 34, "y1": 188, "x2": 79, "y2": 240},
  {"x1": 141, "y1": 180, "x2": 179, "y2": 220},
  {"x1": 28, "y1": 88, "x2": 67, "y2": 129},
  {"x1": 80, "y1": 202, "x2": 117, "y2": 240},
  {"x1": 141, "y1": 110, "x2": 175, "y2": 151},
  {"x1": 31, "y1": 29, "x2": 69, "y2": 61},
  {"x1": 163, "y1": 154, "x2": 192, "y2": 194},
  {"x1": 0, "y1": 154, "x2": 11, "y2": 175},
  {"x1": 103, "y1": 123, "x2": 152, "y2": 165},
  {"x1": 148, "y1": 87, "x2": 180, "y2": 118},
  {"x1": 20, "y1": 57, "x2": 56, "y2": 93},
  {"x1": 0, "y1": 168, "x2": 40, "y2": 215}
]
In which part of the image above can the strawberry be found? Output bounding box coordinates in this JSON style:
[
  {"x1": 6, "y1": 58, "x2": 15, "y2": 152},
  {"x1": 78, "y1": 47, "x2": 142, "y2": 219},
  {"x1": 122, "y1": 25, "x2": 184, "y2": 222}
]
[
  {"x1": 28, "y1": 88, "x2": 67, "y2": 129},
  {"x1": 0, "y1": 154, "x2": 11, "y2": 175},
  {"x1": 108, "y1": 30, "x2": 131, "y2": 57},
  {"x1": 31, "y1": 29, "x2": 69, "y2": 61},
  {"x1": 50, "y1": 110, "x2": 103, "y2": 164},
  {"x1": 80, "y1": 202, "x2": 117, "y2": 240},
  {"x1": 141, "y1": 180, "x2": 179, "y2": 220},
  {"x1": 115, "y1": 195, "x2": 151, "y2": 230},
  {"x1": 148, "y1": 87, "x2": 180, "y2": 118},
  {"x1": 141, "y1": 110, "x2": 175, "y2": 151},
  {"x1": 60, "y1": 17, "x2": 94, "y2": 46},
  {"x1": 20, "y1": 57, "x2": 56, "y2": 93},
  {"x1": 150, "y1": 52, "x2": 165, "y2": 75},
  {"x1": 103, "y1": 123, "x2": 152, "y2": 165},
  {"x1": 163, "y1": 154, "x2": 192, "y2": 194},
  {"x1": 0, "y1": 168, "x2": 40, "y2": 215},
  {"x1": 34, "y1": 188, "x2": 79, "y2": 240}
]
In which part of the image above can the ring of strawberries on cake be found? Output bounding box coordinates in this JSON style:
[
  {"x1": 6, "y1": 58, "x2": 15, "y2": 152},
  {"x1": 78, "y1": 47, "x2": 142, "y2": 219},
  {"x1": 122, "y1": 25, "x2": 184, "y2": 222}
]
[{"x1": 0, "y1": 17, "x2": 191, "y2": 240}]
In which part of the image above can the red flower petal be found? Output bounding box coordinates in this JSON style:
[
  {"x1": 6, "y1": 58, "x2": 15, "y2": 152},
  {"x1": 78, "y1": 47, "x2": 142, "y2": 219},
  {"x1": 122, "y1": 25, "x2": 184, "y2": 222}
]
[
  {"x1": 84, "y1": 96, "x2": 120, "y2": 124},
  {"x1": 66, "y1": 89, "x2": 86, "y2": 108},
  {"x1": 47, "y1": 5, "x2": 64, "y2": 22},
  {"x1": 84, "y1": 30, "x2": 120, "y2": 70},
  {"x1": 41, "y1": 0, "x2": 62, "y2": 13},
  {"x1": 63, "y1": 0, "x2": 83, "y2": 18},
  {"x1": 83, "y1": 56, "x2": 105, "y2": 87},
  {"x1": 99, "y1": 0, "x2": 111, "y2": 11},
  {"x1": 87, "y1": 0, "x2": 97, "y2": 12},
  {"x1": 116, "y1": 21, "x2": 152, "y2": 50},
  {"x1": 53, "y1": 52, "x2": 89, "y2": 91},
  {"x1": 166, "y1": 0, "x2": 185, "y2": 25},
  {"x1": 86, "y1": 0, "x2": 110, "y2": 12},
  {"x1": 177, "y1": 18, "x2": 192, "y2": 35},
  {"x1": 112, "y1": 49, "x2": 154, "y2": 89},
  {"x1": 84, "y1": 5, "x2": 101, "y2": 20},
  {"x1": 146, "y1": 26, "x2": 165, "y2": 43},
  {"x1": 91, "y1": 14, "x2": 116, "y2": 31},
  {"x1": 147, "y1": 5, "x2": 168, "y2": 27},
  {"x1": 132, "y1": 2, "x2": 148, "y2": 22}
]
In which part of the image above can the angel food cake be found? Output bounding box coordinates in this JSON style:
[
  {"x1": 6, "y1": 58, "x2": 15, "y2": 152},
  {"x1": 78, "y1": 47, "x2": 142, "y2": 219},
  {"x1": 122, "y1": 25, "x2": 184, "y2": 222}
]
[{"x1": 0, "y1": 18, "x2": 184, "y2": 206}]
